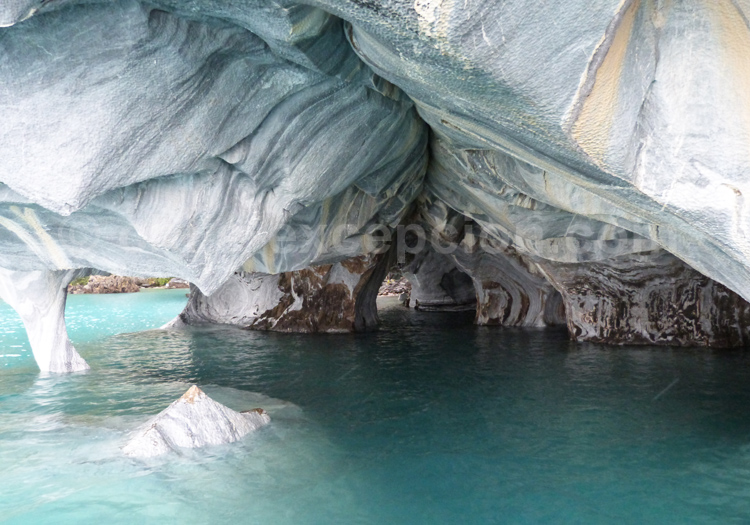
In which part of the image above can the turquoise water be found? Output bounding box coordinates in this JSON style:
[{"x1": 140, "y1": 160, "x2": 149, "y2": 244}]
[{"x1": 2, "y1": 292, "x2": 750, "y2": 523}]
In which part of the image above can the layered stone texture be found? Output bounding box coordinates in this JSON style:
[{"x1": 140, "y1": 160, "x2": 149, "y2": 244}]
[
  {"x1": 173, "y1": 253, "x2": 390, "y2": 333},
  {"x1": 123, "y1": 386, "x2": 270, "y2": 458},
  {"x1": 0, "y1": 1, "x2": 424, "y2": 370},
  {"x1": 0, "y1": 1, "x2": 426, "y2": 293},
  {"x1": 413, "y1": 193, "x2": 564, "y2": 326},
  {"x1": 537, "y1": 250, "x2": 750, "y2": 348},
  {"x1": 340, "y1": 0, "x2": 750, "y2": 305},
  {"x1": 2, "y1": 0, "x2": 750, "y2": 357},
  {"x1": 416, "y1": 161, "x2": 750, "y2": 342},
  {"x1": 0, "y1": 269, "x2": 90, "y2": 373},
  {"x1": 0, "y1": 0, "x2": 39, "y2": 27},
  {"x1": 452, "y1": 235, "x2": 566, "y2": 328}
]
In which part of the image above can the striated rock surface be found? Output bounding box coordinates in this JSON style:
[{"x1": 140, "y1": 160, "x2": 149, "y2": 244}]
[
  {"x1": 340, "y1": 0, "x2": 750, "y2": 306},
  {"x1": 173, "y1": 253, "x2": 391, "y2": 333},
  {"x1": 0, "y1": 1, "x2": 425, "y2": 292},
  {"x1": 537, "y1": 250, "x2": 750, "y2": 348},
  {"x1": 123, "y1": 386, "x2": 270, "y2": 458},
  {"x1": 413, "y1": 194, "x2": 564, "y2": 326},
  {"x1": 0, "y1": 0, "x2": 423, "y2": 369},
  {"x1": 419, "y1": 150, "x2": 750, "y2": 341},
  {"x1": 453, "y1": 235, "x2": 566, "y2": 328},
  {"x1": 403, "y1": 246, "x2": 476, "y2": 312}
]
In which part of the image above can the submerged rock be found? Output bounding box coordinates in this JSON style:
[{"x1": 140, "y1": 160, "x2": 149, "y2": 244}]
[{"x1": 123, "y1": 386, "x2": 270, "y2": 458}]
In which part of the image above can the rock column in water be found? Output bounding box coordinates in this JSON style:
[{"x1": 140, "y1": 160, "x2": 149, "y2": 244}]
[
  {"x1": 170, "y1": 253, "x2": 391, "y2": 333},
  {"x1": 0, "y1": 268, "x2": 90, "y2": 372}
]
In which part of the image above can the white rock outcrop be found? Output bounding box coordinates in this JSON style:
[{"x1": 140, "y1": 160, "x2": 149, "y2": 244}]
[{"x1": 123, "y1": 386, "x2": 271, "y2": 458}]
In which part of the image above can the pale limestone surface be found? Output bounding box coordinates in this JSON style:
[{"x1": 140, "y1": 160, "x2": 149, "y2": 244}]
[
  {"x1": 340, "y1": 0, "x2": 750, "y2": 300},
  {"x1": 0, "y1": 1, "x2": 425, "y2": 292}
]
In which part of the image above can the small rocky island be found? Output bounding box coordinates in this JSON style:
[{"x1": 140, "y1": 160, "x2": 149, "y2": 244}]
[
  {"x1": 123, "y1": 386, "x2": 271, "y2": 458},
  {"x1": 1, "y1": 0, "x2": 750, "y2": 373},
  {"x1": 67, "y1": 276, "x2": 189, "y2": 294}
]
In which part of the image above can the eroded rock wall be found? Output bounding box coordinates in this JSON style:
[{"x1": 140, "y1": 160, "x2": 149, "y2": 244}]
[
  {"x1": 452, "y1": 236, "x2": 566, "y2": 328},
  {"x1": 0, "y1": 1, "x2": 426, "y2": 293},
  {"x1": 417, "y1": 147, "x2": 750, "y2": 341},
  {"x1": 537, "y1": 250, "x2": 750, "y2": 348},
  {"x1": 2, "y1": 0, "x2": 750, "y2": 361},
  {"x1": 339, "y1": 0, "x2": 750, "y2": 307},
  {"x1": 412, "y1": 192, "x2": 563, "y2": 327},
  {"x1": 402, "y1": 246, "x2": 476, "y2": 311}
]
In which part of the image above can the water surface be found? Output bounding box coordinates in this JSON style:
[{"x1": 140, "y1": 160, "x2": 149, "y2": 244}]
[{"x1": 2, "y1": 292, "x2": 750, "y2": 523}]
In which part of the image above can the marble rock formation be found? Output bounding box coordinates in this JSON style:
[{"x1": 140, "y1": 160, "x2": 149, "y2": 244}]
[
  {"x1": 414, "y1": 193, "x2": 565, "y2": 326},
  {"x1": 420, "y1": 144, "x2": 750, "y2": 342},
  {"x1": 452, "y1": 234, "x2": 566, "y2": 328},
  {"x1": 0, "y1": 1, "x2": 424, "y2": 371},
  {"x1": 171, "y1": 253, "x2": 391, "y2": 333},
  {"x1": 341, "y1": 0, "x2": 750, "y2": 305},
  {"x1": 123, "y1": 386, "x2": 270, "y2": 458},
  {"x1": 2, "y1": 0, "x2": 750, "y2": 363}
]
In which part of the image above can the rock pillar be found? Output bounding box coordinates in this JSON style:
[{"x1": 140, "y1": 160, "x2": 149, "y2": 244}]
[{"x1": 0, "y1": 268, "x2": 90, "y2": 372}]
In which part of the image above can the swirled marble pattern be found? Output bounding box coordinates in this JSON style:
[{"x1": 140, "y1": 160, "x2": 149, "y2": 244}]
[{"x1": 3, "y1": 0, "x2": 750, "y2": 370}]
